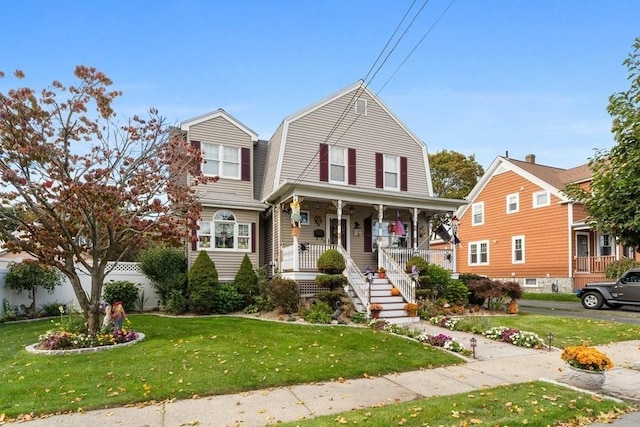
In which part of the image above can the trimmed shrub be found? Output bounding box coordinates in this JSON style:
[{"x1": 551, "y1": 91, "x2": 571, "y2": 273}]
[
  {"x1": 317, "y1": 290, "x2": 346, "y2": 309},
  {"x1": 503, "y1": 281, "x2": 523, "y2": 300},
  {"x1": 138, "y1": 247, "x2": 188, "y2": 307},
  {"x1": 442, "y1": 279, "x2": 469, "y2": 305},
  {"x1": 213, "y1": 283, "x2": 244, "y2": 314},
  {"x1": 165, "y1": 289, "x2": 187, "y2": 315},
  {"x1": 235, "y1": 254, "x2": 259, "y2": 306},
  {"x1": 187, "y1": 251, "x2": 219, "y2": 314},
  {"x1": 316, "y1": 249, "x2": 345, "y2": 274},
  {"x1": 103, "y1": 280, "x2": 139, "y2": 312},
  {"x1": 605, "y1": 258, "x2": 640, "y2": 279},
  {"x1": 315, "y1": 274, "x2": 349, "y2": 289},
  {"x1": 424, "y1": 264, "x2": 451, "y2": 286},
  {"x1": 266, "y1": 278, "x2": 299, "y2": 314}
]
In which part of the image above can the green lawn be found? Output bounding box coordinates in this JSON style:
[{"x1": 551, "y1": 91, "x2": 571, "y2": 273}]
[
  {"x1": 522, "y1": 292, "x2": 579, "y2": 302},
  {"x1": 281, "y1": 381, "x2": 630, "y2": 426},
  {"x1": 0, "y1": 315, "x2": 460, "y2": 418},
  {"x1": 478, "y1": 313, "x2": 640, "y2": 347}
]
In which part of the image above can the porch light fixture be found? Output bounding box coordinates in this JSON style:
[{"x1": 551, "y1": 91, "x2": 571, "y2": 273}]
[{"x1": 315, "y1": 201, "x2": 320, "y2": 209}]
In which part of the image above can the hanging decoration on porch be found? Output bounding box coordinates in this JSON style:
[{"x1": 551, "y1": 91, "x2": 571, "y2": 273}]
[
  {"x1": 290, "y1": 200, "x2": 302, "y2": 237},
  {"x1": 314, "y1": 215, "x2": 323, "y2": 226},
  {"x1": 451, "y1": 215, "x2": 460, "y2": 244},
  {"x1": 419, "y1": 225, "x2": 428, "y2": 238},
  {"x1": 395, "y1": 211, "x2": 406, "y2": 236}
]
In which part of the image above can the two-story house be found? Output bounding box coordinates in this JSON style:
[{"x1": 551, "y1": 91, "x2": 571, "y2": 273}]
[
  {"x1": 443, "y1": 154, "x2": 638, "y2": 292},
  {"x1": 180, "y1": 81, "x2": 464, "y2": 310}
]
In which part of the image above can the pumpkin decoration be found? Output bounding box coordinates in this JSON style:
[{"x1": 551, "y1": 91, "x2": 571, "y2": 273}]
[{"x1": 391, "y1": 287, "x2": 400, "y2": 296}]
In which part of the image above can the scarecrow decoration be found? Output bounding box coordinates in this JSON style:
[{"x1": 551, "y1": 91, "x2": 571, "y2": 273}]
[{"x1": 290, "y1": 200, "x2": 301, "y2": 237}]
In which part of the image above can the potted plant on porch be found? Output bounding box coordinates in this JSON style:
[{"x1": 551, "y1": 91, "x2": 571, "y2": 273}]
[
  {"x1": 404, "y1": 302, "x2": 419, "y2": 317},
  {"x1": 377, "y1": 267, "x2": 387, "y2": 279},
  {"x1": 561, "y1": 344, "x2": 613, "y2": 390}
]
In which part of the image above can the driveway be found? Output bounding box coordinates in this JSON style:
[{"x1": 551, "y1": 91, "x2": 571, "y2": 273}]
[{"x1": 519, "y1": 299, "x2": 640, "y2": 325}]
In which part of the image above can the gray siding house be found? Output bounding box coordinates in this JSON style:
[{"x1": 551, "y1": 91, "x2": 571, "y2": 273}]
[{"x1": 180, "y1": 81, "x2": 464, "y2": 318}]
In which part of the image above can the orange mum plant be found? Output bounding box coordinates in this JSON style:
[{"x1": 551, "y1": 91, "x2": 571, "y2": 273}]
[{"x1": 561, "y1": 345, "x2": 614, "y2": 372}]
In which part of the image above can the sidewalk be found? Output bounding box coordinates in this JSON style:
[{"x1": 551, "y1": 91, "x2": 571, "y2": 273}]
[{"x1": 7, "y1": 323, "x2": 640, "y2": 426}]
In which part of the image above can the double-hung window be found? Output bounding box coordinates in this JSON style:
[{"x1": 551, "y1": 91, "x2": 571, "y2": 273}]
[
  {"x1": 198, "y1": 210, "x2": 251, "y2": 251},
  {"x1": 384, "y1": 155, "x2": 399, "y2": 190},
  {"x1": 472, "y1": 202, "x2": 484, "y2": 226},
  {"x1": 202, "y1": 143, "x2": 240, "y2": 179},
  {"x1": 329, "y1": 146, "x2": 347, "y2": 183},
  {"x1": 469, "y1": 241, "x2": 489, "y2": 265},
  {"x1": 506, "y1": 193, "x2": 519, "y2": 213},
  {"x1": 599, "y1": 234, "x2": 612, "y2": 256},
  {"x1": 512, "y1": 235, "x2": 525, "y2": 263}
]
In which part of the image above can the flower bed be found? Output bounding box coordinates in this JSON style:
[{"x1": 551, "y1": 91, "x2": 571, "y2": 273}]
[
  {"x1": 429, "y1": 316, "x2": 546, "y2": 350},
  {"x1": 367, "y1": 320, "x2": 471, "y2": 356}
]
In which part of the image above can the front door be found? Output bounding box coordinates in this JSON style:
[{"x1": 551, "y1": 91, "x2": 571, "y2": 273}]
[
  {"x1": 327, "y1": 215, "x2": 349, "y2": 251},
  {"x1": 576, "y1": 233, "x2": 590, "y2": 272}
]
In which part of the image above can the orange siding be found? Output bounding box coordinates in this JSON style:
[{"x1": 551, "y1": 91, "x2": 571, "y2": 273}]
[{"x1": 457, "y1": 171, "x2": 569, "y2": 279}]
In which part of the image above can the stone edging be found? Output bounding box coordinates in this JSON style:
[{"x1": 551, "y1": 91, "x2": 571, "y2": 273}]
[{"x1": 25, "y1": 333, "x2": 146, "y2": 355}]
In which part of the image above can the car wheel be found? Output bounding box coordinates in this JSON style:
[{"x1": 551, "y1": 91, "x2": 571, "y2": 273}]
[{"x1": 581, "y1": 292, "x2": 604, "y2": 310}]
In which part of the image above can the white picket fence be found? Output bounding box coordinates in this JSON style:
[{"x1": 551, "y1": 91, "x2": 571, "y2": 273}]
[{"x1": 0, "y1": 262, "x2": 160, "y2": 313}]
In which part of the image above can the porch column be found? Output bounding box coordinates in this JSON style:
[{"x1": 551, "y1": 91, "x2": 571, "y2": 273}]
[
  {"x1": 411, "y1": 208, "x2": 419, "y2": 251},
  {"x1": 337, "y1": 200, "x2": 343, "y2": 247},
  {"x1": 376, "y1": 204, "x2": 384, "y2": 266},
  {"x1": 292, "y1": 195, "x2": 299, "y2": 272}
]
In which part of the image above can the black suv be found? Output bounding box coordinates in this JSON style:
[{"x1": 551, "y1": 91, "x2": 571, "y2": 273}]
[{"x1": 577, "y1": 268, "x2": 640, "y2": 309}]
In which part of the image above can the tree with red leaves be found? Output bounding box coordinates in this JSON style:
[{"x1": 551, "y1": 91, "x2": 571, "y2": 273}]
[{"x1": 0, "y1": 66, "x2": 215, "y2": 333}]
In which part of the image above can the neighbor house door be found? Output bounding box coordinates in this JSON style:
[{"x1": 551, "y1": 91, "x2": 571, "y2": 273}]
[{"x1": 576, "y1": 232, "x2": 590, "y2": 272}]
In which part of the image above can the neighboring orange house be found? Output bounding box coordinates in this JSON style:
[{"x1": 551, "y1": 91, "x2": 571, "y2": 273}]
[{"x1": 436, "y1": 154, "x2": 637, "y2": 292}]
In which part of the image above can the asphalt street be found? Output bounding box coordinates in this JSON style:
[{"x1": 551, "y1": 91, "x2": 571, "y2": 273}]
[{"x1": 519, "y1": 298, "x2": 640, "y2": 324}]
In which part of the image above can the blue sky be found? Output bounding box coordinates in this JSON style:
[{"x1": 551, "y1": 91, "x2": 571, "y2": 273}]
[{"x1": 2, "y1": 0, "x2": 639, "y2": 169}]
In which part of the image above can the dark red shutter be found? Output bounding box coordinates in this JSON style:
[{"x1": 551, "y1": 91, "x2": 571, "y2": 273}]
[
  {"x1": 319, "y1": 143, "x2": 329, "y2": 182},
  {"x1": 375, "y1": 153, "x2": 383, "y2": 188},
  {"x1": 364, "y1": 215, "x2": 372, "y2": 252},
  {"x1": 348, "y1": 148, "x2": 356, "y2": 185},
  {"x1": 191, "y1": 140, "x2": 202, "y2": 176},
  {"x1": 400, "y1": 156, "x2": 408, "y2": 191},
  {"x1": 251, "y1": 222, "x2": 256, "y2": 253},
  {"x1": 241, "y1": 147, "x2": 250, "y2": 181},
  {"x1": 191, "y1": 227, "x2": 198, "y2": 251}
]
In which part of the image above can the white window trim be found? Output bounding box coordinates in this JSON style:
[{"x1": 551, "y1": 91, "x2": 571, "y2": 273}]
[
  {"x1": 383, "y1": 154, "x2": 400, "y2": 190},
  {"x1": 524, "y1": 278, "x2": 538, "y2": 287},
  {"x1": 597, "y1": 233, "x2": 612, "y2": 257},
  {"x1": 472, "y1": 202, "x2": 484, "y2": 226},
  {"x1": 512, "y1": 235, "x2": 525, "y2": 264},
  {"x1": 506, "y1": 193, "x2": 519, "y2": 214},
  {"x1": 532, "y1": 190, "x2": 550, "y2": 208},
  {"x1": 328, "y1": 146, "x2": 348, "y2": 184},
  {"x1": 202, "y1": 143, "x2": 241, "y2": 180},
  {"x1": 468, "y1": 240, "x2": 489, "y2": 266},
  {"x1": 197, "y1": 210, "x2": 251, "y2": 252}
]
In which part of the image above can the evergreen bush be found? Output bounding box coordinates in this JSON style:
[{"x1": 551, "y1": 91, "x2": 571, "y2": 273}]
[
  {"x1": 405, "y1": 256, "x2": 430, "y2": 284},
  {"x1": 234, "y1": 254, "x2": 259, "y2": 306},
  {"x1": 103, "y1": 280, "x2": 140, "y2": 312},
  {"x1": 138, "y1": 247, "x2": 188, "y2": 307},
  {"x1": 315, "y1": 274, "x2": 349, "y2": 289},
  {"x1": 164, "y1": 289, "x2": 187, "y2": 315},
  {"x1": 316, "y1": 249, "x2": 345, "y2": 274},
  {"x1": 213, "y1": 282, "x2": 244, "y2": 314},
  {"x1": 187, "y1": 251, "x2": 219, "y2": 314},
  {"x1": 442, "y1": 279, "x2": 469, "y2": 305}
]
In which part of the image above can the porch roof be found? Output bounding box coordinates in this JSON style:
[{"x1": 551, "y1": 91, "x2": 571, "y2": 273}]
[{"x1": 264, "y1": 180, "x2": 466, "y2": 213}]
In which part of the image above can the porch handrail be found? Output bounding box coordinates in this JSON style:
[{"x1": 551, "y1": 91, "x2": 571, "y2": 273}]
[
  {"x1": 386, "y1": 247, "x2": 454, "y2": 271},
  {"x1": 379, "y1": 247, "x2": 415, "y2": 303},
  {"x1": 335, "y1": 245, "x2": 369, "y2": 313}
]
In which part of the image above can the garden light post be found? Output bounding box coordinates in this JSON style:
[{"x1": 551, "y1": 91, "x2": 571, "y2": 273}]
[
  {"x1": 470, "y1": 337, "x2": 477, "y2": 359},
  {"x1": 547, "y1": 332, "x2": 554, "y2": 351}
]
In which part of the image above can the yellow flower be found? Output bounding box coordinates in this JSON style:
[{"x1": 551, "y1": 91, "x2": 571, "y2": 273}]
[{"x1": 561, "y1": 345, "x2": 613, "y2": 371}]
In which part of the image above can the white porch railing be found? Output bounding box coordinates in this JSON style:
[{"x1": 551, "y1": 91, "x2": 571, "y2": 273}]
[
  {"x1": 386, "y1": 248, "x2": 454, "y2": 271},
  {"x1": 281, "y1": 243, "x2": 337, "y2": 271},
  {"x1": 336, "y1": 245, "x2": 369, "y2": 312},
  {"x1": 379, "y1": 247, "x2": 415, "y2": 303}
]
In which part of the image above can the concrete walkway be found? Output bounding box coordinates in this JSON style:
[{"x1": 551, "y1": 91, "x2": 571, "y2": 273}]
[{"x1": 7, "y1": 323, "x2": 640, "y2": 426}]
